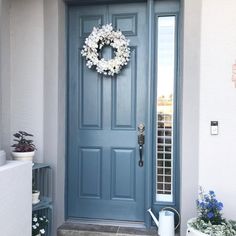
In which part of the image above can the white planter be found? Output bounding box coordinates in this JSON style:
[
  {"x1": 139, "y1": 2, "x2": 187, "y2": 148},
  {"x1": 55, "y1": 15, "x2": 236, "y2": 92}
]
[
  {"x1": 32, "y1": 190, "x2": 40, "y2": 204},
  {"x1": 11, "y1": 151, "x2": 35, "y2": 161},
  {"x1": 186, "y1": 227, "x2": 208, "y2": 236},
  {"x1": 186, "y1": 219, "x2": 208, "y2": 236}
]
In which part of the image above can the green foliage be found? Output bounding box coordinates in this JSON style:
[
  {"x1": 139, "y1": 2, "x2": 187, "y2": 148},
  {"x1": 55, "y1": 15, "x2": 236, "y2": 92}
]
[
  {"x1": 189, "y1": 218, "x2": 236, "y2": 236},
  {"x1": 32, "y1": 214, "x2": 48, "y2": 236}
]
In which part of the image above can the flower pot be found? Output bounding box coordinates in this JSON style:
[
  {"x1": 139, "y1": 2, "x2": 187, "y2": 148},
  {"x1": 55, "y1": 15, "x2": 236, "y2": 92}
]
[
  {"x1": 186, "y1": 227, "x2": 208, "y2": 236},
  {"x1": 32, "y1": 190, "x2": 40, "y2": 204},
  {"x1": 11, "y1": 151, "x2": 35, "y2": 161},
  {"x1": 186, "y1": 219, "x2": 208, "y2": 236}
]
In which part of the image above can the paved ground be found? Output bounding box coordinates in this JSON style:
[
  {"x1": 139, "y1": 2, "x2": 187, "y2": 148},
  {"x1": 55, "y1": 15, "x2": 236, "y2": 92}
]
[{"x1": 57, "y1": 223, "x2": 158, "y2": 236}]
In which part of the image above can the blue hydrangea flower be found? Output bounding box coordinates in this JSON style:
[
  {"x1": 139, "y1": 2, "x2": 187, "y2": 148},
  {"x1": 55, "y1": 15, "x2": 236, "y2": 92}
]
[
  {"x1": 200, "y1": 202, "x2": 205, "y2": 208},
  {"x1": 197, "y1": 189, "x2": 223, "y2": 224},
  {"x1": 216, "y1": 202, "x2": 223, "y2": 210},
  {"x1": 209, "y1": 190, "x2": 215, "y2": 196},
  {"x1": 207, "y1": 212, "x2": 214, "y2": 219}
]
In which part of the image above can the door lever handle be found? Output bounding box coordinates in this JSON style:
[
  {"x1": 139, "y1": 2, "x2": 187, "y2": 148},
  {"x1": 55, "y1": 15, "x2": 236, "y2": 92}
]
[
  {"x1": 138, "y1": 123, "x2": 145, "y2": 167},
  {"x1": 139, "y1": 145, "x2": 144, "y2": 167}
]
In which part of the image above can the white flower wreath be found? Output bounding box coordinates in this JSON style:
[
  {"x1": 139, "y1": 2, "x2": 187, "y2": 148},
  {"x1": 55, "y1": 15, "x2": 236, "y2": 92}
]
[{"x1": 81, "y1": 24, "x2": 130, "y2": 76}]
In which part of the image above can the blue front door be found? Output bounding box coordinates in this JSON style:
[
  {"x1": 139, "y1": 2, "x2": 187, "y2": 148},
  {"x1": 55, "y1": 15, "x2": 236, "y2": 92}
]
[{"x1": 67, "y1": 3, "x2": 148, "y2": 221}]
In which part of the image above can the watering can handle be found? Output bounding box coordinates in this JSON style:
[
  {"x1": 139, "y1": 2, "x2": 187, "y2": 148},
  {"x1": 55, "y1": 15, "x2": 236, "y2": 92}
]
[{"x1": 161, "y1": 207, "x2": 180, "y2": 230}]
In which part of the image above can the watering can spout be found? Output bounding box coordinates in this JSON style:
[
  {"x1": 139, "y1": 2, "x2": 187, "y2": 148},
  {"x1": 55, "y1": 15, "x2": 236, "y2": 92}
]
[{"x1": 147, "y1": 208, "x2": 159, "y2": 227}]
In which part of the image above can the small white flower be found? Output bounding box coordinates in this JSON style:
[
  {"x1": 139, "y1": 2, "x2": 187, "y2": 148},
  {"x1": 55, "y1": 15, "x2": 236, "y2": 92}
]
[
  {"x1": 40, "y1": 229, "x2": 46, "y2": 234},
  {"x1": 33, "y1": 217, "x2": 37, "y2": 222}
]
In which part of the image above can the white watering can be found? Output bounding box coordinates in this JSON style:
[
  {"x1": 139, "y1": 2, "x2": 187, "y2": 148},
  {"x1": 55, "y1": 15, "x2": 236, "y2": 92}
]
[{"x1": 147, "y1": 207, "x2": 180, "y2": 236}]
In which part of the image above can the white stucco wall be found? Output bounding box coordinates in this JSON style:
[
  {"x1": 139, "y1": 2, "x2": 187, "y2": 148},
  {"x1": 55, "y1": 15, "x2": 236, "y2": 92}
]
[
  {"x1": 44, "y1": 0, "x2": 66, "y2": 234},
  {"x1": 0, "y1": 0, "x2": 3, "y2": 149},
  {"x1": 199, "y1": 0, "x2": 236, "y2": 220},
  {"x1": 180, "y1": 0, "x2": 201, "y2": 234},
  {"x1": 10, "y1": 0, "x2": 44, "y2": 162},
  {"x1": 0, "y1": 0, "x2": 11, "y2": 154},
  {"x1": 1, "y1": 1, "x2": 66, "y2": 234},
  {"x1": 0, "y1": 161, "x2": 32, "y2": 236},
  {"x1": 0, "y1": 0, "x2": 2, "y2": 148}
]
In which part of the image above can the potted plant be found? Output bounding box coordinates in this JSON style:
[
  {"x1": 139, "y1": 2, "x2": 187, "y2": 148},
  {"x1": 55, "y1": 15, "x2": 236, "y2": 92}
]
[
  {"x1": 187, "y1": 189, "x2": 236, "y2": 236},
  {"x1": 11, "y1": 131, "x2": 36, "y2": 161},
  {"x1": 32, "y1": 190, "x2": 40, "y2": 205},
  {"x1": 32, "y1": 214, "x2": 48, "y2": 236},
  {"x1": 32, "y1": 179, "x2": 40, "y2": 205}
]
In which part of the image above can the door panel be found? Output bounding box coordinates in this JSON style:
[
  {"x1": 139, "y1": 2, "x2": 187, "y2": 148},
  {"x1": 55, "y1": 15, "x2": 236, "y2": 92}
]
[
  {"x1": 111, "y1": 148, "x2": 135, "y2": 200},
  {"x1": 111, "y1": 48, "x2": 137, "y2": 129},
  {"x1": 79, "y1": 59, "x2": 103, "y2": 129},
  {"x1": 68, "y1": 3, "x2": 147, "y2": 221},
  {"x1": 79, "y1": 147, "x2": 102, "y2": 198}
]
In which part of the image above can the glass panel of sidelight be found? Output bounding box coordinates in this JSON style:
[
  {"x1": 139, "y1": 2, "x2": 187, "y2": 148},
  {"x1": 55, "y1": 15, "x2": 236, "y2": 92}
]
[{"x1": 156, "y1": 16, "x2": 176, "y2": 202}]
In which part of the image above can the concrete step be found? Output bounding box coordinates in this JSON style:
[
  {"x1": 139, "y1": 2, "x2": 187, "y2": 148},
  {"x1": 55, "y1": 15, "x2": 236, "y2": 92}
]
[{"x1": 57, "y1": 222, "x2": 158, "y2": 236}]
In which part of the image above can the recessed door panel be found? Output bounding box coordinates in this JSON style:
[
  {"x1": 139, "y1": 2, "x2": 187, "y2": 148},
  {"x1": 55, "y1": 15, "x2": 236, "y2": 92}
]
[
  {"x1": 79, "y1": 58, "x2": 102, "y2": 129},
  {"x1": 80, "y1": 15, "x2": 104, "y2": 37},
  {"x1": 79, "y1": 147, "x2": 102, "y2": 198},
  {"x1": 112, "y1": 14, "x2": 137, "y2": 36},
  {"x1": 111, "y1": 148, "x2": 135, "y2": 200},
  {"x1": 111, "y1": 48, "x2": 137, "y2": 130}
]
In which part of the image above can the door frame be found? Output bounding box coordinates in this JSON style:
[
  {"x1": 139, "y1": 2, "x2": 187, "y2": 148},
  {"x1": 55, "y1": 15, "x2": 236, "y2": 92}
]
[
  {"x1": 65, "y1": 0, "x2": 180, "y2": 228},
  {"x1": 151, "y1": 10, "x2": 180, "y2": 222},
  {"x1": 144, "y1": 0, "x2": 155, "y2": 227}
]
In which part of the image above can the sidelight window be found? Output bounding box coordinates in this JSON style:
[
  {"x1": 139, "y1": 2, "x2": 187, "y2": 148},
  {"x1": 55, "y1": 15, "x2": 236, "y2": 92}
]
[{"x1": 156, "y1": 16, "x2": 176, "y2": 202}]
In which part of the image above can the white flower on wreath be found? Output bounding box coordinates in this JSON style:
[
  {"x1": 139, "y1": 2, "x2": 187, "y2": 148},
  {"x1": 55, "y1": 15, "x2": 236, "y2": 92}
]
[
  {"x1": 81, "y1": 24, "x2": 130, "y2": 76},
  {"x1": 40, "y1": 229, "x2": 46, "y2": 234}
]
